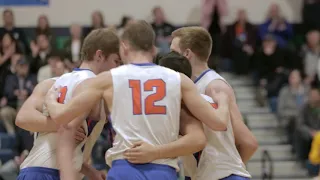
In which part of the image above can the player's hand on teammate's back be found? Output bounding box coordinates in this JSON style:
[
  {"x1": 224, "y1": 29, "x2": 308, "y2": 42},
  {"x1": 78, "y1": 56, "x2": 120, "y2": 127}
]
[
  {"x1": 74, "y1": 126, "x2": 87, "y2": 144},
  {"x1": 209, "y1": 90, "x2": 229, "y2": 105},
  {"x1": 45, "y1": 86, "x2": 60, "y2": 105},
  {"x1": 123, "y1": 141, "x2": 159, "y2": 164}
]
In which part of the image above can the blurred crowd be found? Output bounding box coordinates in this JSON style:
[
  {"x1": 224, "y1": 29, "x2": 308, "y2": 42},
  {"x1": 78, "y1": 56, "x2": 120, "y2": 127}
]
[{"x1": 0, "y1": 0, "x2": 319, "y2": 179}]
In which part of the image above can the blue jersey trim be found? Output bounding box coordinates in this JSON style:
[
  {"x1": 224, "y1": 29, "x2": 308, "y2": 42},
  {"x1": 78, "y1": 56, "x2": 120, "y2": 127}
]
[
  {"x1": 194, "y1": 69, "x2": 211, "y2": 83},
  {"x1": 73, "y1": 68, "x2": 93, "y2": 72},
  {"x1": 131, "y1": 63, "x2": 156, "y2": 66}
]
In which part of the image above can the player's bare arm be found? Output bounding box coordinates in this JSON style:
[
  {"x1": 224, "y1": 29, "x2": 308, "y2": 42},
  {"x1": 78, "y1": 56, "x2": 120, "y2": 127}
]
[
  {"x1": 57, "y1": 125, "x2": 79, "y2": 180},
  {"x1": 15, "y1": 79, "x2": 87, "y2": 142},
  {"x1": 57, "y1": 79, "x2": 99, "y2": 127},
  {"x1": 180, "y1": 73, "x2": 230, "y2": 131},
  {"x1": 15, "y1": 79, "x2": 59, "y2": 132},
  {"x1": 124, "y1": 106, "x2": 206, "y2": 163},
  {"x1": 45, "y1": 72, "x2": 112, "y2": 124},
  {"x1": 207, "y1": 80, "x2": 258, "y2": 163}
]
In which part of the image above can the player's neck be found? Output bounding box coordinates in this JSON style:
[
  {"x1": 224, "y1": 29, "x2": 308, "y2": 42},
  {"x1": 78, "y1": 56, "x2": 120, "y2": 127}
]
[
  {"x1": 126, "y1": 51, "x2": 153, "y2": 64},
  {"x1": 191, "y1": 61, "x2": 209, "y2": 81},
  {"x1": 78, "y1": 62, "x2": 99, "y2": 75}
]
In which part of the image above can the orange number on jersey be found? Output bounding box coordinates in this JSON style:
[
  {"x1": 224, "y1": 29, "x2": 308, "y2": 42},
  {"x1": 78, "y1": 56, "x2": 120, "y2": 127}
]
[
  {"x1": 57, "y1": 86, "x2": 68, "y2": 104},
  {"x1": 129, "y1": 80, "x2": 142, "y2": 114},
  {"x1": 211, "y1": 103, "x2": 218, "y2": 109},
  {"x1": 129, "y1": 79, "x2": 166, "y2": 115}
]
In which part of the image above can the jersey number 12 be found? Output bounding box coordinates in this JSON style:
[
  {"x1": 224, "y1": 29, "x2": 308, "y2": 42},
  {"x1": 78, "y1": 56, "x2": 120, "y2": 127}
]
[{"x1": 129, "y1": 79, "x2": 166, "y2": 115}]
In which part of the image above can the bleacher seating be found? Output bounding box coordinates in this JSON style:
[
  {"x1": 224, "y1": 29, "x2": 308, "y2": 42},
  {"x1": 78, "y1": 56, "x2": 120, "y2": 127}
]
[{"x1": 0, "y1": 133, "x2": 15, "y2": 150}]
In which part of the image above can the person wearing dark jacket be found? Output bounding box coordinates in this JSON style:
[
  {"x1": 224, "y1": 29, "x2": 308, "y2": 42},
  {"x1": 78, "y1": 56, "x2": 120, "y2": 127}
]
[
  {"x1": 0, "y1": 9, "x2": 29, "y2": 54},
  {"x1": 0, "y1": 58, "x2": 37, "y2": 135},
  {"x1": 222, "y1": 9, "x2": 256, "y2": 74}
]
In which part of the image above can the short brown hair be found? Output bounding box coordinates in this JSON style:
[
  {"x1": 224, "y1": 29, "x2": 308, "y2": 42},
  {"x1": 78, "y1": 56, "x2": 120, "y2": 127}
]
[
  {"x1": 3, "y1": 9, "x2": 13, "y2": 16},
  {"x1": 172, "y1": 27, "x2": 212, "y2": 61},
  {"x1": 121, "y1": 20, "x2": 155, "y2": 51},
  {"x1": 80, "y1": 28, "x2": 119, "y2": 61}
]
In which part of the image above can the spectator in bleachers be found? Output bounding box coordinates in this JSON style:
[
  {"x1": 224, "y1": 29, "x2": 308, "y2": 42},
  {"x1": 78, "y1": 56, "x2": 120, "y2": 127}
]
[
  {"x1": 117, "y1": 16, "x2": 134, "y2": 36},
  {"x1": 309, "y1": 131, "x2": 320, "y2": 177},
  {"x1": 258, "y1": 3, "x2": 293, "y2": 48},
  {"x1": 35, "y1": 14, "x2": 55, "y2": 49},
  {"x1": 222, "y1": 9, "x2": 256, "y2": 74},
  {"x1": 63, "y1": 24, "x2": 83, "y2": 69},
  {"x1": 300, "y1": 30, "x2": 320, "y2": 84},
  {"x1": 201, "y1": 0, "x2": 228, "y2": 58},
  {"x1": 0, "y1": 58, "x2": 37, "y2": 135},
  {"x1": 253, "y1": 34, "x2": 291, "y2": 111},
  {"x1": 84, "y1": 11, "x2": 105, "y2": 37},
  {"x1": 0, "y1": 9, "x2": 29, "y2": 54},
  {"x1": 302, "y1": 0, "x2": 320, "y2": 33},
  {"x1": 0, "y1": 33, "x2": 22, "y2": 99},
  {"x1": 37, "y1": 52, "x2": 67, "y2": 82},
  {"x1": 151, "y1": 6, "x2": 175, "y2": 54},
  {"x1": 295, "y1": 86, "x2": 320, "y2": 162},
  {"x1": 278, "y1": 70, "x2": 308, "y2": 145},
  {"x1": 30, "y1": 34, "x2": 53, "y2": 74},
  {"x1": 0, "y1": 127, "x2": 34, "y2": 179},
  {"x1": 35, "y1": 14, "x2": 52, "y2": 39}
]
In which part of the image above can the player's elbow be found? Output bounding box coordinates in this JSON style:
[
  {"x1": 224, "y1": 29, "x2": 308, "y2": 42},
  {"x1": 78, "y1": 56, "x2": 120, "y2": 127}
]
[
  {"x1": 240, "y1": 136, "x2": 259, "y2": 153},
  {"x1": 15, "y1": 111, "x2": 26, "y2": 128},
  {"x1": 247, "y1": 137, "x2": 259, "y2": 153},
  {"x1": 196, "y1": 134, "x2": 207, "y2": 151}
]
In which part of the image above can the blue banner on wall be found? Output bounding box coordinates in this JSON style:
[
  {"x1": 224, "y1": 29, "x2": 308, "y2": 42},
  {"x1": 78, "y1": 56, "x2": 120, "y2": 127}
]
[{"x1": 0, "y1": 0, "x2": 49, "y2": 6}]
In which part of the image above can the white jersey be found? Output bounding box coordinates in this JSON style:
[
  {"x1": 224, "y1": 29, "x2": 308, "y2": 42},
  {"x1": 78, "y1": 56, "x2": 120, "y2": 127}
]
[
  {"x1": 20, "y1": 69, "x2": 96, "y2": 171},
  {"x1": 194, "y1": 70, "x2": 251, "y2": 180},
  {"x1": 106, "y1": 63, "x2": 181, "y2": 170}
]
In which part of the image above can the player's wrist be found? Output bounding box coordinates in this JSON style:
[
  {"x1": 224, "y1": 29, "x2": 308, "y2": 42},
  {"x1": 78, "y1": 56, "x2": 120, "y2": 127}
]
[{"x1": 154, "y1": 146, "x2": 161, "y2": 160}]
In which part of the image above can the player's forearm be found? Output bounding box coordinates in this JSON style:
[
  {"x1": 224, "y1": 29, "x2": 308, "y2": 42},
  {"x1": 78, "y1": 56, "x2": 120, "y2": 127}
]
[
  {"x1": 237, "y1": 142, "x2": 258, "y2": 164},
  {"x1": 15, "y1": 109, "x2": 58, "y2": 132},
  {"x1": 214, "y1": 104, "x2": 230, "y2": 131},
  {"x1": 47, "y1": 90, "x2": 102, "y2": 125},
  {"x1": 156, "y1": 134, "x2": 206, "y2": 159},
  {"x1": 57, "y1": 136, "x2": 78, "y2": 180}
]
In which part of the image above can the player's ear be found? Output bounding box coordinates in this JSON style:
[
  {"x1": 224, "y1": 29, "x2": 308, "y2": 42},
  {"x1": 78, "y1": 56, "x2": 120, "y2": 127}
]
[
  {"x1": 151, "y1": 45, "x2": 157, "y2": 57},
  {"x1": 183, "y1": 49, "x2": 192, "y2": 60},
  {"x1": 95, "y1": 50, "x2": 103, "y2": 61},
  {"x1": 121, "y1": 41, "x2": 129, "y2": 55}
]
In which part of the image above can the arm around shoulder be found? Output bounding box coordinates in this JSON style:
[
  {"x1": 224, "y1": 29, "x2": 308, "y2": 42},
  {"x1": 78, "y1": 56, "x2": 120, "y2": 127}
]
[
  {"x1": 46, "y1": 72, "x2": 111, "y2": 125},
  {"x1": 207, "y1": 80, "x2": 258, "y2": 163},
  {"x1": 180, "y1": 74, "x2": 228, "y2": 131},
  {"x1": 15, "y1": 79, "x2": 58, "y2": 132}
]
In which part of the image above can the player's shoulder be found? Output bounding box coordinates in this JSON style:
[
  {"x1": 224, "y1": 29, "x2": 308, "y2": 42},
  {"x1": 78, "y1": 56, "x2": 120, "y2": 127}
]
[
  {"x1": 33, "y1": 78, "x2": 55, "y2": 95},
  {"x1": 207, "y1": 78, "x2": 232, "y2": 92},
  {"x1": 157, "y1": 65, "x2": 179, "y2": 74}
]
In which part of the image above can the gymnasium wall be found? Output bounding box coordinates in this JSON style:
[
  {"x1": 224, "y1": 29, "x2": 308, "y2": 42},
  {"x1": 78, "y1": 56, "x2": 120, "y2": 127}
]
[{"x1": 0, "y1": 0, "x2": 304, "y2": 27}]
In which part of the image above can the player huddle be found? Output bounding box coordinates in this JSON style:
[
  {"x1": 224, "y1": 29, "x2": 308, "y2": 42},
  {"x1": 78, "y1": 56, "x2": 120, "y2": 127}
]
[{"x1": 15, "y1": 20, "x2": 258, "y2": 180}]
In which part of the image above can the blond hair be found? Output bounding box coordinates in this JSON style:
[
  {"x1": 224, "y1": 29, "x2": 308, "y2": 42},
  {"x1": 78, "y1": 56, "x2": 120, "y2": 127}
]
[
  {"x1": 121, "y1": 20, "x2": 155, "y2": 52},
  {"x1": 172, "y1": 27, "x2": 212, "y2": 61},
  {"x1": 80, "y1": 28, "x2": 119, "y2": 61}
]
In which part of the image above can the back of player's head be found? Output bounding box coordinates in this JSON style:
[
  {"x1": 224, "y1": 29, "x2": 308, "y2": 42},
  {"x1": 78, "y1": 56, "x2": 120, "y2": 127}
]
[
  {"x1": 80, "y1": 28, "x2": 119, "y2": 61},
  {"x1": 121, "y1": 20, "x2": 155, "y2": 52},
  {"x1": 159, "y1": 51, "x2": 192, "y2": 78},
  {"x1": 172, "y1": 27, "x2": 212, "y2": 61}
]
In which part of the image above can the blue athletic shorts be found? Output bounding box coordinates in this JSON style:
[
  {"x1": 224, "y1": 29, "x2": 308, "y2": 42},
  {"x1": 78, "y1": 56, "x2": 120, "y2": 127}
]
[
  {"x1": 17, "y1": 167, "x2": 60, "y2": 180},
  {"x1": 107, "y1": 159, "x2": 177, "y2": 180},
  {"x1": 220, "y1": 174, "x2": 250, "y2": 180}
]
